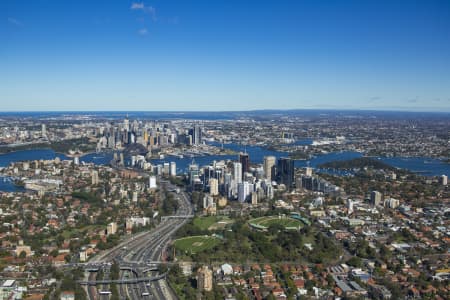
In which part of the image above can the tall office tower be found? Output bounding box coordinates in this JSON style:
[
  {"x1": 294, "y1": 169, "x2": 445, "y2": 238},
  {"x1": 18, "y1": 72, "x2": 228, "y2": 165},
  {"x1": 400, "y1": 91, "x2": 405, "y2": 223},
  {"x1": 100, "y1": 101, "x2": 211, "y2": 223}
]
[
  {"x1": 263, "y1": 156, "x2": 276, "y2": 181},
  {"x1": 195, "y1": 125, "x2": 202, "y2": 145},
  {"x1": 124, "y1": 117, "x2": 130, "y2": 131},
  {"x1": 209, "y1": 178, "x2": 219, "y2": 196},
  {"x1": 266, "y1": 184, "x2": 274, "y2": 199},
  {"x1": 305, "y1": 167, "x2": 313, "y2": 177},
  {"x1": 149, "y1": 176, "x2": 157, "y2": 189},
  {"x1": 224, "y1": 172, "x2": 232, "y2": 196},
  {"x1": 108, "y1": 136, "x2": 115, "y2": 148},
  {"x1": 197, "y1": 266, "x2": 213, "y2": 291},
  {"x1": 189, "y1": 162, "x2": 200, "y2": 186},
  {"x1": 91, "y1": 170, "x2": 99, "y2": 185},
  {"x1": 163, "y1": 162, "x2": 170, "y2": 176},
  {"x1": 277, "y1": 157, "x2": 295, "y2": 189},
  {"x1": 370, "y1": 191, "x2": 382, "y2": 206},
  {"x1": 238, "y1": 182, "x2": 252, "y2": 202},
  {"x1": 41, "y1": 124, "x2": 46, "y2": 136},
  {"x1": 189, "y1": 125, "x2": 202, "y2": 145},
  {"x1": 233, "y1": 162, "x2": 242, "y2": 184},
  {"x1": 239, "y1": 153, "x2": 250, "y2": 177},
  {"x1": 441, "y1": 175, "x2": 448, "y2": 186},
  {"x1": 170, "y1": 162, "x2": 177, "y2": 177},
  {"x1": 129, "y1": 132, "x2": 135, "y2": 144}
]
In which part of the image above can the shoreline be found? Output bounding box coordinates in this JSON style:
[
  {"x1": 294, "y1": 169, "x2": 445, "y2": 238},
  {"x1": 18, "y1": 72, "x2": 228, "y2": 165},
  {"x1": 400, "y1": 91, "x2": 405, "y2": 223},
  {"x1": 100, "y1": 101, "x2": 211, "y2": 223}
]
[{"x1": 0, "y1": 146, "x2": 447, "y2": 178}]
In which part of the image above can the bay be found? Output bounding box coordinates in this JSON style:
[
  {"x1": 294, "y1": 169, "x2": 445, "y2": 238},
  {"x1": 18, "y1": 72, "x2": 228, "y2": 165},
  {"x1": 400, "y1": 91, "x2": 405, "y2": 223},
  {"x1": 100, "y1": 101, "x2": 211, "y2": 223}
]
[{"x1": 0, "y1": 143, "x2": 448, "y2": 192}]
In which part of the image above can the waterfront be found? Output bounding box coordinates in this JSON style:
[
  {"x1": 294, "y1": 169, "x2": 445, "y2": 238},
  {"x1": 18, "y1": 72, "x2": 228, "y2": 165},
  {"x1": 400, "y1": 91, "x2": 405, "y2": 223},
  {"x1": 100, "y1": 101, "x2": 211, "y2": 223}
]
[
  {"x1": 0, "y1": 145, "x2": 448, "y2": 192},
  {"x1": 0, "y1": 149, "x2": 113, "y2": 168}
]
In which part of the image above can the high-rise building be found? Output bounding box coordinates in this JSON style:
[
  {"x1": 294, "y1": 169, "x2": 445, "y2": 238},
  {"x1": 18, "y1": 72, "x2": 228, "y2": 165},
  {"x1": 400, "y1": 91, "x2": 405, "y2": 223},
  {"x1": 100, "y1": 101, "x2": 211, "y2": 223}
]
[
  {"x1": 163, "y1": 162, "x2": 170, "y2": 176},
  {"x1": 170, "y1": 162, "x2": 177, "y2": 177},
  {"x1": 197, "y1": 266, "x2": 213, "y2": 291},
  {"x1": 203, "y1": 194, "x2": 214, "y2": 209},
  {"x1": 239, "y1": 153, "x2": 250, "y2": 177},
  {"x1": 305, "y1": 167, "x2": 313, "y2": 177},
  {"x1": 41, "y1": 124, "x2": 46, "y2": 136},
  {"x1": 189, "y1": 125, "x2": 202, "y2": 145},
  {"x1": 149, "y1": 176, "x2": 157, "y2": 189},
  {"x1": 209, "y1": 178, "x2": 219, "y2": 196},
  {"x1": 233, "y1": 162, "x2": 242, "y2": 184},
  {"x1": 441, "y1": 175, "x2": 448, "y2": 186},
  {"x1": 347, "y1": 199, "x2": 354, "y2": 215},
  {"x1": 238, "y1": 182, "x2": 252, "y2": 202},
  {"x1": 263, "y1": 156, "x2": 276, "y2": 181},
  {"x1": 107, "y1": 222, "x2": 117, "y2": 235},
  {"x1": 124, "y1": 117, "x2": 130, "y2": 131},
  {"x1": 370, "y1": 191, "x2": 382, "y2": 206},
  {"x1": 91, "y1": 170, "x2": 99, "y2": 185},
  {"x1": 189, "y1": 162, "x2": 199, "y2": 186},
  {"x1": 277, "y1": 157, "x2": 295, "y2": 189}
]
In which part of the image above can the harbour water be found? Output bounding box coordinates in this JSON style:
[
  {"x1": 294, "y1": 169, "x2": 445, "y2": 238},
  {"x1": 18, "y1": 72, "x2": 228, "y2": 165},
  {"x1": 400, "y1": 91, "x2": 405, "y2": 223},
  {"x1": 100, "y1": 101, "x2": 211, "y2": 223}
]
[{"x1": 0, "y1": 143, "x2": 448, "y2": 191}]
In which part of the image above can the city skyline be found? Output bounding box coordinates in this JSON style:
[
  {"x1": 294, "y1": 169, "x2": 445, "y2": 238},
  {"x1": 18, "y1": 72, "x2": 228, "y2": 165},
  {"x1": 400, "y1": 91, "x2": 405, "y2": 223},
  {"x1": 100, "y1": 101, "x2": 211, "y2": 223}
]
[{"x1": 2, "y1": 0, "x2": 450, "y2": 112}]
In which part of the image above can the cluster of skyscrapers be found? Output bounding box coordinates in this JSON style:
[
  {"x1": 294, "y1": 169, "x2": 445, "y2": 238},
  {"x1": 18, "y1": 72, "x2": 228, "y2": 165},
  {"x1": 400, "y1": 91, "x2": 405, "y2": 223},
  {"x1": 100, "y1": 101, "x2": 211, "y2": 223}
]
[
  {"x1": 96, "y1": 118, "x2": 203, "y2": 151},
  {"x1": 188, "y1": 153, "x2": 296, "y2": 204}
]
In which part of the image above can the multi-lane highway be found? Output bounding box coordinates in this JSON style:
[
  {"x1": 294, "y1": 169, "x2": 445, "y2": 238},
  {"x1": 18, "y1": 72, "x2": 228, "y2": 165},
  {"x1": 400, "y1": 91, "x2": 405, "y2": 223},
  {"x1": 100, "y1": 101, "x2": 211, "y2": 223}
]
[{"x1": 84, "y1": 180, "x2": 193, "y2": 300}]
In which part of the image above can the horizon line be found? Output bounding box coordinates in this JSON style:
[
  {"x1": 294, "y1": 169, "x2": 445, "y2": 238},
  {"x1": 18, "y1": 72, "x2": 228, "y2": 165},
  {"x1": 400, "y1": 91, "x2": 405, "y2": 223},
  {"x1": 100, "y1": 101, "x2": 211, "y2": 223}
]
[{"x1": 0, "y1": 108, "x2": 449, "y2": 114}]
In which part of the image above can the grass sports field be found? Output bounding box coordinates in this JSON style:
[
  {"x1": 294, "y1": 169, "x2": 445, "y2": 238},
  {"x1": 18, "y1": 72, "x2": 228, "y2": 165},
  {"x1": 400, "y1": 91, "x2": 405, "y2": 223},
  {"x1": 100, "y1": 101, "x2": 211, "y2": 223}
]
[
  {"x1": 248, "y1": 216, "x2": 304, "y2": 230},
  {"x1": 173, "y1": 235, "x2": 221, "y2": 254},
  {"x1": 193, "y1": 216, "x2": 234, "y2": 231}
]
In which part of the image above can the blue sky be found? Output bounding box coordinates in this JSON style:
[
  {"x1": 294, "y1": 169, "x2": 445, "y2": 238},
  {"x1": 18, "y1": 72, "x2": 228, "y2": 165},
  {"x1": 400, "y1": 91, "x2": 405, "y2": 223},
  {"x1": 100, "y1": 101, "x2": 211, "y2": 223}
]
[{"x1": 1, "y1": 0, "x2": 450, "y2": 111}]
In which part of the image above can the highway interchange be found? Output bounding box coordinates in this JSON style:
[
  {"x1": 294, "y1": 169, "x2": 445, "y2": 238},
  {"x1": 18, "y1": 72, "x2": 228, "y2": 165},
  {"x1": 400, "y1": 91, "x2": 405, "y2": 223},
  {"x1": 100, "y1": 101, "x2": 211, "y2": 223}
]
[{"x1": 83, "y1": 180, "x2": 194, "y2": 300}]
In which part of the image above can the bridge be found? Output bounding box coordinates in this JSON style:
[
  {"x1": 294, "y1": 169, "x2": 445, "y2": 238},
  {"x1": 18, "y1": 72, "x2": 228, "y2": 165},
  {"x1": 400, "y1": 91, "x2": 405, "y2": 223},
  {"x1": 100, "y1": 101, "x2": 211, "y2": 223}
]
[
  {"x1": 78, "y1": 274, "x2": 166, "y2": 285},
  {"x1": 62, "y1": 261, "x2": 177, "y2": 273}
]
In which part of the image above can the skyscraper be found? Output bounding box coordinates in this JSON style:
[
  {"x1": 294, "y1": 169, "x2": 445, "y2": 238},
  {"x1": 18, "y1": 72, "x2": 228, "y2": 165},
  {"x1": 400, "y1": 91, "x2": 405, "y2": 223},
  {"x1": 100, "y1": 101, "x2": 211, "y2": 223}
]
[
  {"x1": 370, "y1": 191, "x2": 382, "y2": 206},
  {"x1": 189, "y1": 125, "x2": 202, "y2": 145},
  {"x1": 124, "y1": 117, "x2": 130, "y2": 132},
  {"x1": 263, "y1": 156, "x2": 276, "y2": 181},
  {"x1": 209, "y1": 178, "x2": 219, "y2": 196},
  {"x1": 233, "y1": 162, "x2": 242, "y2": 184},
  {"x1": 91, "y1": 170, "x2": 99, "y2": 185},
  {"x1": 277, "y1": 157, "x2": 295, "y2": 189},
  {"x1": 239, "y1": 153, "x2": 249, "y2": 177},
  {"x1": 238, "y1": 182, "x2": 251, "y2": 202},
  {"x1": 170, "y1": 162, "x2": 177, "y2": 177}
]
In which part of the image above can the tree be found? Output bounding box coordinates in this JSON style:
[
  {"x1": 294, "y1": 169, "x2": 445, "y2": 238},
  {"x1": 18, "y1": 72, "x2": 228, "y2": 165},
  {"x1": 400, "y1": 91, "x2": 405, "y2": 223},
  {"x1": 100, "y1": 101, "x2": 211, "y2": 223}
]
[
  {"x1": 347, "y1": 256, "x2": 363, "y2": 268},
  {"x1": 268, "y1": 223, "x2": 285, "y2": 235},
  {"x1": 19, "y1": 251, "x2": 27, "y2": 259}
]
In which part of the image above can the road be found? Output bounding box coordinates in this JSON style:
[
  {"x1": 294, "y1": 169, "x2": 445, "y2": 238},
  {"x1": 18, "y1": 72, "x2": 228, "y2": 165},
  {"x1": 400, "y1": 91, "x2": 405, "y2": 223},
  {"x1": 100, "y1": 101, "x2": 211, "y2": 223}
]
[{"x1": 85, "y1": 180, "x2": 193, "y2": 300}]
